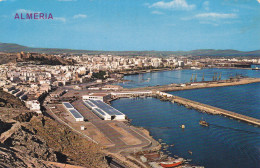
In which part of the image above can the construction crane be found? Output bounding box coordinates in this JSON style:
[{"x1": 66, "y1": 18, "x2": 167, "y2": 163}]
[
  {"x1": 218, "y1": 72, "x2": 221, "y2": 81},
  {"x1": 194, "y1": 73, "x2": 197, "y2": 82}
]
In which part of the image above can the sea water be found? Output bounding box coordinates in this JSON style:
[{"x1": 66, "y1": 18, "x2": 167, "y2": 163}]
[
  {"x1": 118, "y1": 68, "x2": 260, "y2": 88},
  {"x1": 112, "y1": 71, "x2": 260, "y2": 168}
]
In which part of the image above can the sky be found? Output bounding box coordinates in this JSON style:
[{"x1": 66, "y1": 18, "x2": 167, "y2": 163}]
[{"x1": 0, "y1": 0, "x2": 259, "y2": 51}]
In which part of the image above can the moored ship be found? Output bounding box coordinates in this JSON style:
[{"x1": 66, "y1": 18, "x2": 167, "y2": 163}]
[{"x1": 160, "y1": 158, "x2": 184, "y2": 167}]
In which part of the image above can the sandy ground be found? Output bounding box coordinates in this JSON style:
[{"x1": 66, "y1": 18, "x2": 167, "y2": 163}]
[
  {"x1": 54, "y1": 104, "x2": 114, "y2": 147},
  {"x1": 108, "y1": 123, "x2": 142, "y2": 145},
  {"x1": 46, "y1": 161, "x2": 87, "y2": 168}
]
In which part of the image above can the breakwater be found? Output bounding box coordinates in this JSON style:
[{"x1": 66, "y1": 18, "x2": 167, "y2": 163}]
[
  {"x1": 111, "y1": 97, "x2": 260, "y2": 168},
  {"x1": 125, "y1": 77, "x2": 260, "y2": 92},
  {"x1": 156, "y1": 91, "x2": 260, "y2": 126},
  {"x1": 109, "y1": 89, "x2": 260, "y2": 127}
]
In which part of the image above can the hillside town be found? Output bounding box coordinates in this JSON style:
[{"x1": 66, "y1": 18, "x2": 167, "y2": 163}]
[
  {"x1": 0, "y1": 51, "x2": 260, "y2": 168},
  {"x1": 0, "y1": 52, "x2": 260, "y2": 115}
]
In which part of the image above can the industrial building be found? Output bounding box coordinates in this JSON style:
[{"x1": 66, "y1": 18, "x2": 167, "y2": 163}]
[
  {"x1": 83, "y1": 100, "x2": 125, "y2": 120},
  {"x1": 62, "y1": 102, "x2": 84, "y2": 122},
  {"x1": 82, "y1": 93, "x2": 111, "y2": 102},
  {"x1": 110, "y1": 91, "x2": 153, "y2": 98}
]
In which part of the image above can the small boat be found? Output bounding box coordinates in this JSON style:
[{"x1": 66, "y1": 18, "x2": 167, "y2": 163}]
[
  {"x1": 160, "y1": 158, "x2": 184, "y2": 167},
  {"x1": 199, "y1": 119, "x2": 209, "y2": 127},
  {"x1": 252, "y1": 67, "x2": 260, "y2": 70}
]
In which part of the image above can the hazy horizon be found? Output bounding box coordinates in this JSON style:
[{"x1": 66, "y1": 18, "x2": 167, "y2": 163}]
[{"x1": 0, "y1": 0, "x2": 259, "y2": 51}]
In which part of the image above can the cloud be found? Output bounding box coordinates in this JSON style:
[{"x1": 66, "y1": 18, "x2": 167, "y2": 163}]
[
  {"x1": 148, "y1": 0, "x2": 195, "y2": 10},
  {"x1": 16, "y1": 9, "x2": 40, "y2": 13},
  {"x1": 199, "y1": 21, "x2": 219, "y2": 26},
  {"x1": 203, "y1": 1, "x2": 209, "y2": 11},
  {"x1": 53, "y1": 17, "x2": 66, "y2": 22},
  {"x1": 57, "y1": 0, "x2": 76, "y2": 1},
  {"x1": 258, "y1": 0, "x2": 260, "y2": 3},
  {"x1": 0, "y1": 0, "x2": 6, "y2": 2},
  {"x1": 181, "y1": 12, "x2": 238, "y2": 26},
  {"x1": 73, "y1": 14, "x2": 87, "y2": 19},
  {"x1": 195, "y1": 13, "x2": 237, "y2": 19},
  {"x1": 151, "y1": 11, "x2": 164, "y2": 15}
]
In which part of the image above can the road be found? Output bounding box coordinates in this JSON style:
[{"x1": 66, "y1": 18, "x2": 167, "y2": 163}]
[
  {"x1": 44, "y1": 103, "x2": 98, "y2": 144},
  {"x1": 72, "y1": 99, "x2": 157, "y2": 153}
]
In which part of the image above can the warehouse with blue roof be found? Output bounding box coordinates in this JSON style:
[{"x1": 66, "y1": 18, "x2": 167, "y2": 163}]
[
  {"x1": 62, "y1": 102, "x2": 84, "y2": 122},
  {"x1": 83, "y1": 100, "x2": 126, "y2": 120}
]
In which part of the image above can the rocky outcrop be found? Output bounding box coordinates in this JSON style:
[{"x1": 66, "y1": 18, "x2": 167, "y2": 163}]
[
  {"x1": 3, "y1": 124, "x2": 57, "y2": 161},
  {"x1": 0, "y1": 120, "x2": 13, "y2": 135},
  {"x1": 0, "y1": 143, "x2": 56, "y2": 168},
  {"x1": 0, "y1": 121, "x2": 58, "y2": 168},
  {"x1": 13, "y1": 112, "x2": 38, "y2": 122},
  {"x1": 0, "y1": 90, "x2": 26, "y2": 109},
  {"x1": 27, "y1": 116, "x2": 109, "y2": 168},
  {"x1": 0, "y1": 90, "x2": 108, "y2": 168}
]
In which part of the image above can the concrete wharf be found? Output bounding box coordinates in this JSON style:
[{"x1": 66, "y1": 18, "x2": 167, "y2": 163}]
[
  {"x1": 171, "y1": 94, "x2": 260, "y2": 126},
  {"x1": 108, "y1": 90, "x2": 260, "y2": 126}
]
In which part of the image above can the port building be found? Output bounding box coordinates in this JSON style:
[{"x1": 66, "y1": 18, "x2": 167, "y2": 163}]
[
  {"x1": 62, "y1": 102, "x2": 84, "y2": 122},
  {"x1": 83, "y1": 100, "x2": 125, "y2": 120},
  {"x1": 82, "y1": 93, "x2": 111, "y2": 102},
  {"x1": 110, "y1": 91, "x2": 153, "y2": 98}
]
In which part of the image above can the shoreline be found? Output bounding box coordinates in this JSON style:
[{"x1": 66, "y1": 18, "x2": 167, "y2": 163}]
[
  {"x1": 109, "y1": 77, "x2": 260, "y2": 167},
  {"x1": 109, "y1": 98, "x2": 198, "y2": 168},
  {"x1": 123, "y1": 77, "x2": 260, "y2": 92},
  {"x1": 118, "y1": 66, "x2": 255, "y2": 77}
]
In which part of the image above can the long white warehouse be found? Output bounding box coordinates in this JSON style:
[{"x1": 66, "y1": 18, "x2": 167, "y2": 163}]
[
  {"x1": 83, "y1": 100, "x2": 126, "y2": 120},
  {"x1": 62, "y1": 102, "x2": 84, "y2": 122}
]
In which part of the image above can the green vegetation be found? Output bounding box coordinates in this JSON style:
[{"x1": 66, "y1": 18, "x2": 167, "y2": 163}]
[{"x1": 92, "y1": 71, "x2": 107, "y2": 80}]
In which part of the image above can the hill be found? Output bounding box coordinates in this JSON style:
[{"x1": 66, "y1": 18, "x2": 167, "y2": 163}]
[
  {"x1": 0, "y1": 90, "x2": 108, "y2": 168},
  {"x1": 0, "y1": 42, "x2": 259, "y2": 57}
]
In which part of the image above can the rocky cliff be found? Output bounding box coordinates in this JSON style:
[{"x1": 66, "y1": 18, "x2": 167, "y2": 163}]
[{"x1": 0, "y1": 91, "x2": 108, "y2": 168}]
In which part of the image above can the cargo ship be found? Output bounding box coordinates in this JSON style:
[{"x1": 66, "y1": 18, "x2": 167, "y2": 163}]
[{"x1": 160, "y1": 158, "x2": 183, "y2": 167}]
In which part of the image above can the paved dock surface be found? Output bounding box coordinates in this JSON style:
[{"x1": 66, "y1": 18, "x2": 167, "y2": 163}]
[{"x1": 172, "y1": 95, "x2": 260, "y2": 126}]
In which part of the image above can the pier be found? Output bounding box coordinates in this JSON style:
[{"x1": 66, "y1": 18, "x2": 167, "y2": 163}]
[
  {"x1": 116, "y1": 77, "x2": 260, "y2": 127},
  {"x1": 126, "y1": 77, "x2": 260, "y2": 92},
  {"x1": 160, "y1": 93, "x2": 260, "y2": 126},
  {"x1": 107, "y1": 89, "x2": 260, "y2": 127}
]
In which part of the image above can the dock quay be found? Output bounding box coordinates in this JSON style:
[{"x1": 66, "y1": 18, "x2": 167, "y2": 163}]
[
  {"x1": 156, "y1": 92, "x2": 260, "y2": 126},
  {"x1": 119, "y1": 68, "x2": 173, "y2": 75},
  {"x1": 110, "y1": 91, "x2": 153, "y2": 99},
  {"x1": 125, "y1": 77, "x2": 260, "y2": 92},
  {"x1": 107, "y1": 89, "x2": 260, "y2": 127}
]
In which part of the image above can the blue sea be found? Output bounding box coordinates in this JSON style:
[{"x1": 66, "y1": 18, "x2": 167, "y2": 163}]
[
  {"x1": 112, "y1": 69, "x2": 260, "y2": 168},
  {"x1": 118, "y1": 68, "x2": 260, "y2": 88}
]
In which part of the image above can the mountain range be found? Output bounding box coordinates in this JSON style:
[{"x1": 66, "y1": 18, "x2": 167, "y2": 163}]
[{"x1": 0, "y1": 42, "x2": 259, "y2": 57}]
